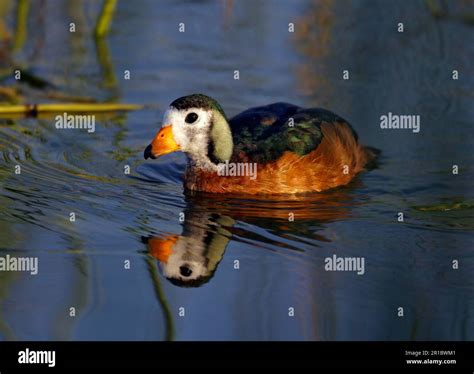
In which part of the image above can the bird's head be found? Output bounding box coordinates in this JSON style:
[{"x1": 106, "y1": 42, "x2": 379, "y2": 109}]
[{"x1": 144, "y1": 94, "x2": 233, "y2": 169}]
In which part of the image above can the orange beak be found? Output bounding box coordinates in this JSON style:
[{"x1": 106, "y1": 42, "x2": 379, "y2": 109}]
[
  {"x1": 144, "y1": 125, "x2": 180, "y2": 159},
  {"x1": 148, "y1": 235, "x2": 179, "y2": 263}
]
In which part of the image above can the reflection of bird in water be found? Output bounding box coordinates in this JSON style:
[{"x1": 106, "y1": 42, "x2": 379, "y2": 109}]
[
  {"x1": 144, "y1": 94, "x2": 378, "y2": 194},
  {"x1": 144, "y1": 212, "x2": 234, "y2": 288},
  {"x1": 144, "y1": 187, "x2": 363, "y2": 288}
]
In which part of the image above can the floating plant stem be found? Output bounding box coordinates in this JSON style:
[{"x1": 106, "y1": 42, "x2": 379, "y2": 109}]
[{"x1": 0, "y1": 103, "x2": 143, "y2": 116}]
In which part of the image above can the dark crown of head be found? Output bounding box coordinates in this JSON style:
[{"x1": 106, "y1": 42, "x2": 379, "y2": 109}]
[{"x1": 170, "y1": 94, "x2": 226, "y2": 117}]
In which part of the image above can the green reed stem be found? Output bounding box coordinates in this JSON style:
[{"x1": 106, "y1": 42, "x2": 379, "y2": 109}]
[
  {"x1": 94, "y1": 0, "x2": 117, "y2": 38},
  {"x1": 145, "y1": 255, "x2": 175, "y2": 341}
]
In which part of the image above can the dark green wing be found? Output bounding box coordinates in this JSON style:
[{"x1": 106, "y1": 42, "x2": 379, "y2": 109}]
[{"x1": 229, "y1": 103, "x2": 357, "y2": 163}]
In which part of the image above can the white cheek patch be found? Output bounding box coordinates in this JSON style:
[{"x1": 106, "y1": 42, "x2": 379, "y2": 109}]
[
  {"x1": 161, "y1": 108, "x2": 187, "y2": 148},
  {"x1": 161, "y1": 107, "x2": 212, "y2": 156}
]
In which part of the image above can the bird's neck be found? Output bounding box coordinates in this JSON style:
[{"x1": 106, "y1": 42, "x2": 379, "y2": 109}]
[
  {"x1": 208, "y1": 110, "x2": 233, "y2": 164},
  {"x1": 187, "y1": 156, "x2": 219, "y2": 172}
]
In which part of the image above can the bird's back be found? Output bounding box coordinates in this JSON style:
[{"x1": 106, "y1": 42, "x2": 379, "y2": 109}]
[{"x1": 229, "y1": 103, "x2": 360, "y2": 164}]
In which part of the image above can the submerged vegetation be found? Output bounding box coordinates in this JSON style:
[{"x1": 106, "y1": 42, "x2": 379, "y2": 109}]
[
  {"x1": 0, "y1": 1, "x2": 149, "y2": 168},
  {"x1": 0, "y1": 0, "x2": 173, "y2": 339},
  {"x1": 0, "y1": 0, "x2": 139, "y2": 115}
]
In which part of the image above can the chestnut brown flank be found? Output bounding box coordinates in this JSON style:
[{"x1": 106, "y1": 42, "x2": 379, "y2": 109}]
[{"x1": 185, "y1": 122, "x2": 372, "y2": 194}]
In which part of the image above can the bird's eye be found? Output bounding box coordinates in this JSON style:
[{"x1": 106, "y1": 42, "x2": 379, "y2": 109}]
[{"x1": 185, "y1": 112, "x2": 198, "y2": 124}]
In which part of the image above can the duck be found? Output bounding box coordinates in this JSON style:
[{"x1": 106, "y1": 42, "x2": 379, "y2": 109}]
[{"x1": 144, "y1": 94, "x2": 377, "y2": 194}]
